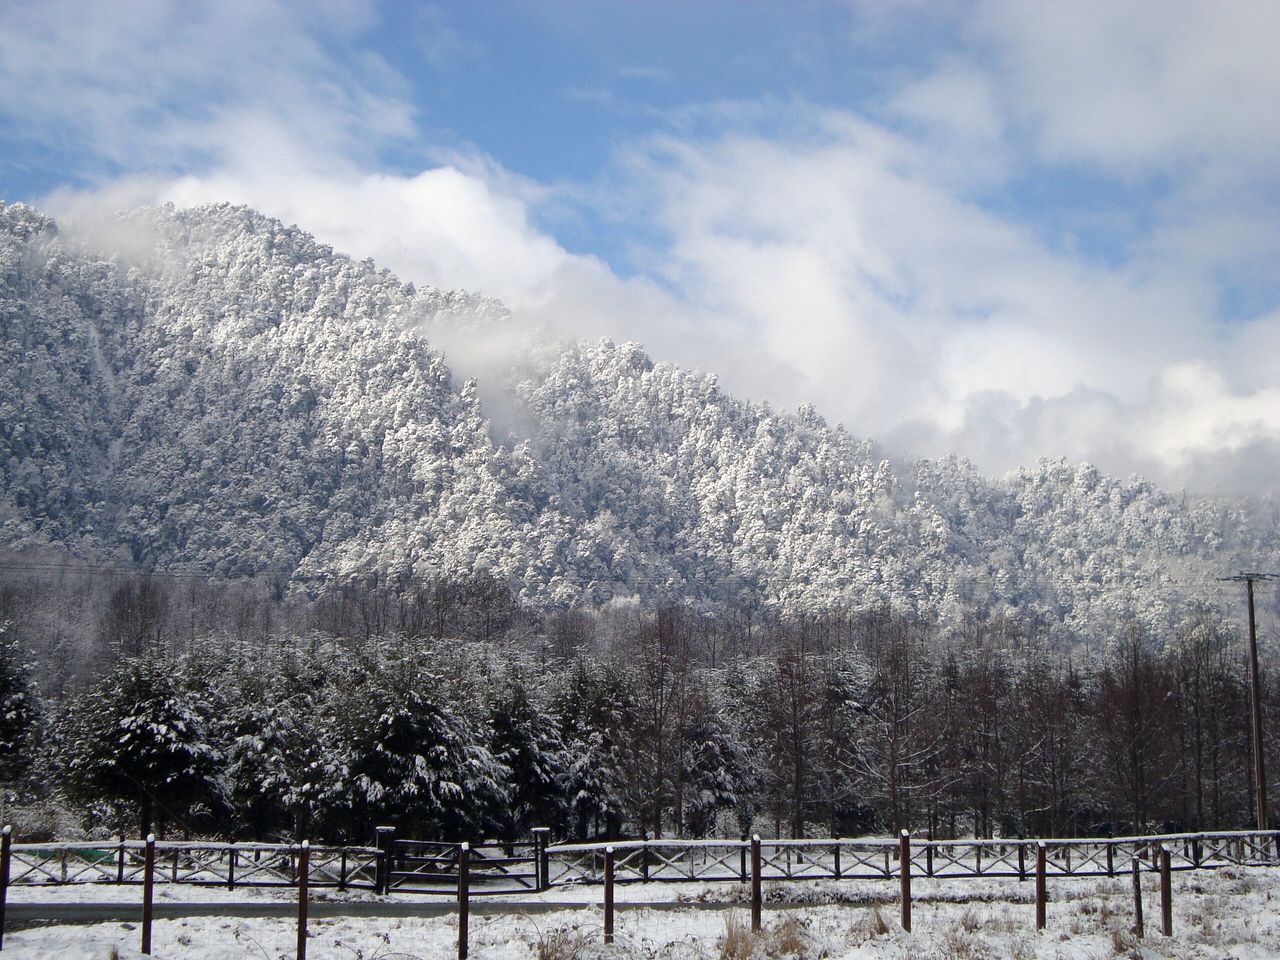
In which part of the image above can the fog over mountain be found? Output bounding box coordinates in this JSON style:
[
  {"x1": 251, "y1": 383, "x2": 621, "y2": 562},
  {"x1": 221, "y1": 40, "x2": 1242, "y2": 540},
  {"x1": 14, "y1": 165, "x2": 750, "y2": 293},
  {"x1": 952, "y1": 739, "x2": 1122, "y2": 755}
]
[{"x1": 2, "y1": 201, "x2": 1276, "y2": 632}]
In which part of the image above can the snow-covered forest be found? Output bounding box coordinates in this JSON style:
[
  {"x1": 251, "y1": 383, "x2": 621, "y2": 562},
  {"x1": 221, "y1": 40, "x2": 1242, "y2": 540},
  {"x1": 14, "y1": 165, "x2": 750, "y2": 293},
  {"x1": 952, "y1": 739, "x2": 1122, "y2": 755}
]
[
  {"x1": 2, "y1": 199, "x2": 1280, "y2": 846},
  {"x1": 2, "y1": 200, "x2": 1277, "y2": 628},
  {"x1": 0, "y1": 569, "x2": 1276, "y2": 844}
]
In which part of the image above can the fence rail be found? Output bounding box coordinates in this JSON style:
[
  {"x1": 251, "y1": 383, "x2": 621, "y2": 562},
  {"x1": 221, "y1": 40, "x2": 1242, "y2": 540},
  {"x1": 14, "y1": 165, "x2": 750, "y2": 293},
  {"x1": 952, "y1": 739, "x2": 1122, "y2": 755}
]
[
  {"x1": 2, "y1": 829, "x2": 1275, "y2": 895},
  {"x1": 545, "y1": 829, "x2": 1280, "y2": 886},
  {"x1": 2, "y1": 827, "x2": 1278, "y2": 960},
  {"x1": 386, "y1": 840, "x2": 540, "y2": 895},
  {"x1": 4, "y1": 840, "x2": 380, "y2": 891}
]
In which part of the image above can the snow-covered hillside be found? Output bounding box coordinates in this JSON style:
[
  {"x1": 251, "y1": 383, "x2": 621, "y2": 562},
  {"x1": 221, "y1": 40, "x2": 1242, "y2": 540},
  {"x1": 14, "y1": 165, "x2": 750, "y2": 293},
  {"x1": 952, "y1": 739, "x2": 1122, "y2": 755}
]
[{"x1": 0, "y1": 201, "x2": 1275, "y2": 628}]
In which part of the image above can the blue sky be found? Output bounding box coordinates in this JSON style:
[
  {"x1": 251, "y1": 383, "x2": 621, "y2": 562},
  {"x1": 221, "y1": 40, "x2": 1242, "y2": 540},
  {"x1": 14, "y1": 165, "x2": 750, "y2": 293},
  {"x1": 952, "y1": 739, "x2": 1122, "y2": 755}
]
[{"x1": 3, "y1": 0, "x2": 1280, "y2": 492}]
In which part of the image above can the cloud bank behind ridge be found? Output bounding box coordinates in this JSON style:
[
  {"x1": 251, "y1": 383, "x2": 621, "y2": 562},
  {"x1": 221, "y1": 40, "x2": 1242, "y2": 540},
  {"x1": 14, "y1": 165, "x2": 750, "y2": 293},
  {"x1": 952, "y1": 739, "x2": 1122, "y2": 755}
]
[{"x1": 5, "y1": 0, "x2": 1280, "y2": 494}]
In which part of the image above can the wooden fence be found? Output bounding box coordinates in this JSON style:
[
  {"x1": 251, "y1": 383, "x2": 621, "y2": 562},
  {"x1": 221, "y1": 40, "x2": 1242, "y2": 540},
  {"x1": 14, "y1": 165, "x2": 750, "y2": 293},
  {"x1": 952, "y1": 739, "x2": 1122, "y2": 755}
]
[
  {"x1": 1, "y1": 829, "x2": 1274, "y2": 895},
  {"x1": 381, "y1": 838, "x2": 541, "y2": 895},
  {"x1": 545, "y1": 829, "x2": 1279, "y2": 950},
  {"x1": 545, "y1": 829, "x2": 1280, "y2": 886},
  {"x1": 0, "y1": 827, "x2": 1277, "y2": 957},
  {"x1": 1, "y1": 838, "x2": 379, "y2": 891}
]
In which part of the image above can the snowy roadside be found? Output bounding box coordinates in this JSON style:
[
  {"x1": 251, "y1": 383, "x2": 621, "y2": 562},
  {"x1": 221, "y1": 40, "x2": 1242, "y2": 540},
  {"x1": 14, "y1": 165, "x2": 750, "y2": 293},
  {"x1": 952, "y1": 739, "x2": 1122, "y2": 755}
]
[
  {"x1": 5, "y1": 880, "x2": 369, "y2": 906},
  {"x1": 2, "y1": 877, "x2": 722, "y2": 907},
  {"x1": 4, "y1": 865, "x2": 1280, "y2": 958}
]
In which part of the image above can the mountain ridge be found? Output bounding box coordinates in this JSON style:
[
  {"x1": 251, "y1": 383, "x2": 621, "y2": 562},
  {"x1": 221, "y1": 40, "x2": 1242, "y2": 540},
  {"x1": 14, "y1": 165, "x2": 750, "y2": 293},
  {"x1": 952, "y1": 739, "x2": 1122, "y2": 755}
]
[{"x1": 1, "y1": 200, "x2": 1275, "y2": 631}]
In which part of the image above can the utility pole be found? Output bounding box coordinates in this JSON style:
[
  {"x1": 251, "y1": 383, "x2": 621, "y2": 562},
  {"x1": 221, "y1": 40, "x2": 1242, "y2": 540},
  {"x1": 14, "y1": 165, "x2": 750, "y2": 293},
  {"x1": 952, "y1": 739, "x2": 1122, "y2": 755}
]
[{"x1": 1221, "y1": 572, "x2": 1275, "y2": 830}]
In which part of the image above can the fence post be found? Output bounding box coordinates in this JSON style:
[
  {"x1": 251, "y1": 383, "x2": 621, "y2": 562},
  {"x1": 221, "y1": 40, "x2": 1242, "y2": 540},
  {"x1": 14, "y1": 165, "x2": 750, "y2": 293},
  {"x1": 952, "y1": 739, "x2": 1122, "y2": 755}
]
[
  {"x1": 545, "y1": 834, "x2": 555, "y2": 896},
  {"x1": 739, "y1": 837, "x2": 748, "y2": 882},
  {"x1": 117, "y1": 836, "x2": 125, "y2": 884},
  {"x1": 457, "y1": 843, "x2": 470, "y2": 960},
  {"x1": 374, "y1": 826, "x2": 395, "y2": 895},
  {"x1": 1034, "y1": 841, "x2": 1046, "y2": 932},
  {"x1": 338, "y1": 848, "x2": 347, "y2": 892},
  {"x1": 1131, "y1": 856, "x2": 1143, "y2": 938},
  {"x1": 1106, "y1": 841, "x2": 1114, "y2": 877},
  {"x1": 926, "y1": 841, "x2": 934, "y2": 878},
  {"x1": 531, "y1": 827, "x2": 551, "y2": 892},
  {"x1": 750, "y1": 835, "x2": 762, "y2": 933},
  {"x1": 1159, "y1": 845, "x2": 1172, "y2": 937},
  {"x1": 604, "y1": 846, "x2": 615, "y2": 945},
  {"x1": 0, "y1": 825, "x2": 11, "y2": 951},
  {"x1": 1191, "y1": 837, "x2": 1201, "y2": 868},
  {"x1": 141, "y1": 834, "x2": 156, "y2": 955},
  {"x1": 899, "y1": 831, "x2": 911, "y2": 932},
  {"x1": 1017, "y1": 843, "x2": 1026, "y2": 881},
  {"x1": 228, "y1": 847, "x2": 237, "y2": 891},
  {"x1": 833, "y1": 841, "x2": 841, "y2": 879},
  {"x1": 297, "y1": 841, "x2": 309, "y2": 960},
  {"x1": 640, "y1": 832, "x2": 649, "y2": 883}
]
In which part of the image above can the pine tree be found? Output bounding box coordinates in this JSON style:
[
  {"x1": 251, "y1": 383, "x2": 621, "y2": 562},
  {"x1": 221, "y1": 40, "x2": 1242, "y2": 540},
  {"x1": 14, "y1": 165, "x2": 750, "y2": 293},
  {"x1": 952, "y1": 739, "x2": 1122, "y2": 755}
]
[
  {"x1": 679, "y1": 715, "x2": 743, "y2": 838},
  {"x1": 222, "y1": 679, "x2": 330, "y2": 841},
  {"x1": 553, "y1": 659, "x2": 627, "y2": 838},
  {"x1": 56, "y1": 657, "x2": 225, "y2": 837},
  {"x1": 334, "y1": 667, "x2": 509, "y2": 840},
  {"x1": 0, "y1": 621, "x2": 38, "y2": 797},
  {"x1": 488, "y1": 678, "x2": 568, "y2": 840}
]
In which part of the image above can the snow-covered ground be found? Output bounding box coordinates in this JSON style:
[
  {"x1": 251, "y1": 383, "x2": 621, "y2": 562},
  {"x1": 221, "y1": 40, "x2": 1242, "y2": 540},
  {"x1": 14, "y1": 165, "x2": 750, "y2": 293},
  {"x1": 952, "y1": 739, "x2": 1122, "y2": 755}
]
[{"x1": 5, "y1": 866, "x2": 1279, "y2": 958}]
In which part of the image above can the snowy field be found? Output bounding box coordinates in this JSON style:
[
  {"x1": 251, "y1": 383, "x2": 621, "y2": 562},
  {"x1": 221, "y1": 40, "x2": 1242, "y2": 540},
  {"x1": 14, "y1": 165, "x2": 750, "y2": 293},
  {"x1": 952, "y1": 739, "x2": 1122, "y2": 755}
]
[{"x1": 5, "y1": 866, "x2": 1280, "y2": 959}]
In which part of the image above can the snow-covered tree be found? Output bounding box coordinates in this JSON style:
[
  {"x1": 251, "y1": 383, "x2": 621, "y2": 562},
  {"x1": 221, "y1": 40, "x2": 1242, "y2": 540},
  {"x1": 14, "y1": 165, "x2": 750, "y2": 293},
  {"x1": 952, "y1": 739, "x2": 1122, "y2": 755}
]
[
  {"x1": 488, "y1": 677, "x2": 568, "y2": 839},
  {"x1": 334, "y1": 666, "x2": 509, "y2": 840},
  {"x1": 2, "y1": 200, "x2": 1278, "y2": 628},
  {"x1": 0, "y1": 621, "x2": 38, "y2": 795},
  {"x1": 56, "y1": 656, "x2": 224, "y2": 837}
]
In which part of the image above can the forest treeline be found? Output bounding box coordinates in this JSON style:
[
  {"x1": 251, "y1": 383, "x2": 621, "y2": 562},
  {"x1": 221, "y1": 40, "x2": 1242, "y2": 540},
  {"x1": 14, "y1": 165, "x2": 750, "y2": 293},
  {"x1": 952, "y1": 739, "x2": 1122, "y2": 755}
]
[{"x1": 0, "y1": 566, "x2": 1276, "y2": 846}]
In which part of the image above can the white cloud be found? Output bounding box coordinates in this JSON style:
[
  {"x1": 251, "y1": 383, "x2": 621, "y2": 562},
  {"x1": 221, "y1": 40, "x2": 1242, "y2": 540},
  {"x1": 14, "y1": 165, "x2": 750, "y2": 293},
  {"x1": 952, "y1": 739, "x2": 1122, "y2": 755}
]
[
  {"x1": 166, "y1": 165, "x2": 573, "y2": 310},
  {"x1": 616, "y1": 104, "x2": 1280, "y2": 491},
  {"x1": 888, "y1": 61, "x2": 1009, "y2": 185},
  {"x1": 974, "y1": 0, "x2": 1280, "y2": 172},
  {"x1": 51, "y1": 146, "x2": 794, "y2": 429},
  {"x1": 1145, "y1": 364, "x2": 1280, "y2": 468},
  {"x1": 11, "y1": 0, "x2": 1280, "y2": 494},
  {"x1": 0, "y1": 0, "x2": 408, "y2": 173}
]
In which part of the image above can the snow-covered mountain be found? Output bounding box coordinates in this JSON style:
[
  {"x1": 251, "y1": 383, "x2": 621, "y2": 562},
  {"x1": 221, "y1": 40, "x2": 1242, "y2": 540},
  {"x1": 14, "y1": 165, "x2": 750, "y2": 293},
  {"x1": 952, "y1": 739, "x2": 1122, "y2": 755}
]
[{"x1": 1, "y1": 201, "x2": 1275, "y2": 629}]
